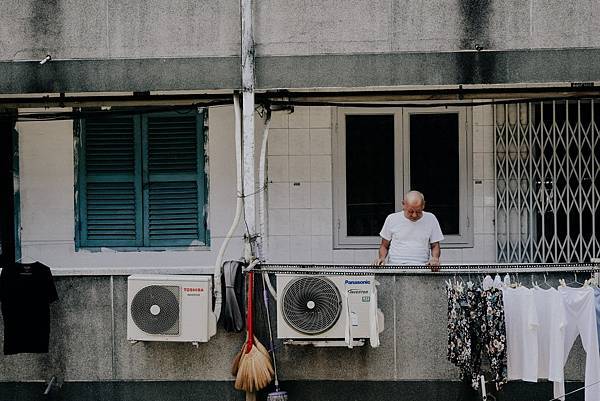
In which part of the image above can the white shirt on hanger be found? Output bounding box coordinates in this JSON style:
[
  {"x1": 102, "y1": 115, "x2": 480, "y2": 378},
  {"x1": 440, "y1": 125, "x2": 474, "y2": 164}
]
[
  {"x1": 503, "y1": 286, "x2": 539, "y2": 382},
  {"x1": 532, "y1": 287, "x2": 566, "y2": 381}
]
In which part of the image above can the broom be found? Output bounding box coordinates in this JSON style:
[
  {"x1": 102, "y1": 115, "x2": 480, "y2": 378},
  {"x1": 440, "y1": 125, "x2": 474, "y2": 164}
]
[
  {"x1": 231, "y1": 271, "x2": 271, "y2": 376},
  {"x1": 234, "y1": 271, "x2": 274, "y2": 392}
]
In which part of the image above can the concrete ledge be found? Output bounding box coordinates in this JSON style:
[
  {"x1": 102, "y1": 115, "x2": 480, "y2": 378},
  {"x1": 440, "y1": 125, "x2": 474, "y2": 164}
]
[
  {"x1": 1, "y1": 49, "x2": 600, "y2": 94},
  {"x1": 0, "y1": 380, "x2": 585, "y2": 401}
]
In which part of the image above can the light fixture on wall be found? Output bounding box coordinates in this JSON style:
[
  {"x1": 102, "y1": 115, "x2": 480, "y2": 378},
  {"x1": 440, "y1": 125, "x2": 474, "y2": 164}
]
[{"x1": 39, "y1": 54, "x2": 51, "y2": 65}]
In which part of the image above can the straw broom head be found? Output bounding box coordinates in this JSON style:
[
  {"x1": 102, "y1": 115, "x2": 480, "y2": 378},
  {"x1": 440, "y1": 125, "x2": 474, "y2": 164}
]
[
  {"x1": 234, "y1": 343, "x2": 273, "y2": 392},
  {"x1": 231, "y1": 336, "x2": 248, "y2": 376}
]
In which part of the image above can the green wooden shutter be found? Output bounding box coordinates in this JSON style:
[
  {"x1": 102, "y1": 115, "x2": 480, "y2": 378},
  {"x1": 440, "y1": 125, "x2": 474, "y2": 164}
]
[
  {"x1": 79, "y1": 115, "x2": 143, "y2": 246},
  {"x1": 143, "y1": 111, "x2": 207, "y2": 246}
]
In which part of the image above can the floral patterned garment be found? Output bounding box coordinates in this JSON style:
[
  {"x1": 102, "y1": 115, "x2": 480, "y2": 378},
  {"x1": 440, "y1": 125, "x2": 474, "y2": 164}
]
[
  {"x1": 447, "y1": 283, "x2": 508, "y2": 391},
  {"x1": 475, "y1": 287, "x2": 507, "y2": 390},
  {"x1": 447, "y1": 283, "x2": 472, "y2": 371}
]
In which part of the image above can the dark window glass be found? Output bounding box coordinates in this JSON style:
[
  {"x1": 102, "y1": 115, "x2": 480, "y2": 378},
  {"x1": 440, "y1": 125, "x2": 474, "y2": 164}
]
[
  {"x1": 346, "y1": 115, "x2": 395, "y2": 236},
  {"x1": 409, "y1": 113, "x2": 460, "y2": 235}
]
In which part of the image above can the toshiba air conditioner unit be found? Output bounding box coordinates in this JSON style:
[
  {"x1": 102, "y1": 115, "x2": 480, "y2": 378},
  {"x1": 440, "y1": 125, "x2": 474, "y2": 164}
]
[
  {"x1": 127, "y1": 275, "x2": 216, "y2": 345},
  {"x1": 276, "y1": 274, "x2": 383, "y2": 347}
]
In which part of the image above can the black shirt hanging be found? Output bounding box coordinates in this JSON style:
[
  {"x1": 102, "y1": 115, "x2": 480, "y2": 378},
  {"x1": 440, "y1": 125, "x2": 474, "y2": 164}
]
[{"x1": 0, "y1": 262, "x2": 58, "y2": 355}]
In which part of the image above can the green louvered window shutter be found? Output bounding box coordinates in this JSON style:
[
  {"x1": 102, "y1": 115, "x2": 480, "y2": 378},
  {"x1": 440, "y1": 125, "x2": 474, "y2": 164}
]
[
  {"x1": 79, "y1": 115, "x2": 143, "y2": 246},
  {"x1": 78, "y1": 110, "x2": 207, "y2": 248},
  {"x1": 142, "y1": 111, "x2": 207, "y2": 246}
]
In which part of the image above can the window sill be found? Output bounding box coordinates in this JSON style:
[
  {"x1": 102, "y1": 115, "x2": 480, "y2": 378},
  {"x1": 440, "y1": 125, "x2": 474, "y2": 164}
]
[
  {"x1": 75, "y1": 245, "x2": 211, "y2": 253},
  {"x1": 48, "y1": 266, "x2": 215, "y2": 277}
]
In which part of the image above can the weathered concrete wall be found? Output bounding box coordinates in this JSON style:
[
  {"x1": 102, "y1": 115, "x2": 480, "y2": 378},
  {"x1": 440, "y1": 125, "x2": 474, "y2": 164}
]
[
  {"x1": 0, "y1": 0, "x2": 600, "y2": 61},
  {"x1": 1, "y1": 0, "x2": 599, "y2": 62},
  {"x1": 0, "y1": 0, "x2": 239, "y2": 60},
  {"x1": 0, "y1": 275, "x2": 587, "y2": 386}
]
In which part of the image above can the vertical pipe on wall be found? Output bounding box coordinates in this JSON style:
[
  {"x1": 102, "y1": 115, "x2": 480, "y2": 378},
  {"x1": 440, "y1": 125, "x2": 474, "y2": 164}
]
[
  {"x1": 213, "y1": 95, "x2": 243, "y2": 322},
  {"x1": 241, "y1": 0, "x2": 256, "y2": 250},
  {"x1": 257, "y1": 109, "x2": 271, "y2": 261}
]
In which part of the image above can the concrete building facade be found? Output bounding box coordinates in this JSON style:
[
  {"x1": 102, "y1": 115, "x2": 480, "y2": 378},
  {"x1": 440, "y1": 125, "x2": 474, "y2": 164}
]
[{"x1": 1, "y1": 1, "x2": 599, "y2": 400}]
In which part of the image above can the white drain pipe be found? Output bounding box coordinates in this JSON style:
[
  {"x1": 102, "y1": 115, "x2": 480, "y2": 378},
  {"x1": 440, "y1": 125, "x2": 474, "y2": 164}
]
[
  {"x1": 257, "y1": 109, "x2": 271, "y2": 261},
  {"x1": 213, "y1": 94, "x2": 243, "y2": 322}
]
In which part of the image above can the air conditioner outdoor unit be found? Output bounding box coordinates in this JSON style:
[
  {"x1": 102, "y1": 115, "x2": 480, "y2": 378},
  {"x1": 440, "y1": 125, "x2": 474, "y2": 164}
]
[
  {"x1": 276, "y1": 274, "x2": 382, "y2": 347},
  {"x1": 127, "y1": 275, "x2": 216, "y2": 345}
]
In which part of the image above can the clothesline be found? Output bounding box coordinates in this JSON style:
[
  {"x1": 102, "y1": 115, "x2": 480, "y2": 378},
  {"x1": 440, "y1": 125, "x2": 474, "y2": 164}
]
[
  {"x1": 252, "y1": 263, "x2": 600, "y2": 275},
  {"x1": 549, "y1": 379, "x2": 600, "y2": 401}
]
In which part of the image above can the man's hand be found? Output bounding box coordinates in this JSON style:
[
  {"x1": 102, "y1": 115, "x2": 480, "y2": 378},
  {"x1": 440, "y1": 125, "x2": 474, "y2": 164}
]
[
  {"x1": 373, "y1": 256, "x2": 386, "y2": 266},
  {"x1": 429, "y1": 242, "x2": 441, "y2": 272},
  {"x1": 428, "y1": 256, "x2": 440, "y2": 272}
]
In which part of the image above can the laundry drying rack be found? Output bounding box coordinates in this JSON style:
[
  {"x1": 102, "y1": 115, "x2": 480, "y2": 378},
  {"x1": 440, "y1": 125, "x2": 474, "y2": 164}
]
[{"x1": 248, "y1": 262, "x2": 600, "y2": 276}]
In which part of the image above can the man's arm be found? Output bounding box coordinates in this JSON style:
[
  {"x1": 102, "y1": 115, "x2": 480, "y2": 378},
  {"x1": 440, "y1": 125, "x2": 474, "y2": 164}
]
[
  {"x1": 428, "y1": 242, "x2": 441, "y2": 270},
  {"x1": 377, "y1": 239, "x2": 390, "y2": 265}
]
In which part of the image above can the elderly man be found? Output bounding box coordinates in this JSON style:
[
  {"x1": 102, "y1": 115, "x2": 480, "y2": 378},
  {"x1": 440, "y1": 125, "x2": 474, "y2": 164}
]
[{"x1": 376, "y1": 190, "x2": 444, "y2": 268}]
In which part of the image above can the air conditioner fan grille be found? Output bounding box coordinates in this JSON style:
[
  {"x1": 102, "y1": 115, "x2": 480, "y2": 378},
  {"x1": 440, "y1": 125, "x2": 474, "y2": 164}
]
[
  {"x1": 131, "y1": 285, "x2": 180, "y2": 335},
  {"x1": 281, "y1": 277, "x2": 342, "y2": 334}
]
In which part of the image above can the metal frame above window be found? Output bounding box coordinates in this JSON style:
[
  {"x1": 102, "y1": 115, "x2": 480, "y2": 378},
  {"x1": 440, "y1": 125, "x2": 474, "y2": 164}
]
[
  {"x1": 333, "y1": 106, "x2": 473, "y2": 249},
  {"x1": 75, "y1": 109, "x2": 209, "y2": 249}
]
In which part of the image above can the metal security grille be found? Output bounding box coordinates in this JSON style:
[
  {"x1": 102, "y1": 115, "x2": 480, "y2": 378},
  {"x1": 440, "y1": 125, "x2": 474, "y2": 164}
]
[{"x1": 495, "y1": 101, "x2": 600, "y2": 263}]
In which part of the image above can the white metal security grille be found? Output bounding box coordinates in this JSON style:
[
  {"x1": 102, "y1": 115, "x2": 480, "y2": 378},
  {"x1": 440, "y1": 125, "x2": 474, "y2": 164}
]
[{"x1": 495, "y1": 101, "x2": 600, "y2": 263}]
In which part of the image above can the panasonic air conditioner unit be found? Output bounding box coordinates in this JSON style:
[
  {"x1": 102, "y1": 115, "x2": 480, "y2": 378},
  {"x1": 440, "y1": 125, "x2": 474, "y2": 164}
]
[
  {"x1": 127, "y1": 275, "x2": 216, "y2": 345},
  {"x1": 276, "y1": 274, "x2": 382, "y2": 346}
]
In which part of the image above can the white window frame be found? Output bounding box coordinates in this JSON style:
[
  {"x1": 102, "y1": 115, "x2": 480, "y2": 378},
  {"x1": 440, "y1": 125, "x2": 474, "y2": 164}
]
[{"x1": 333, "y1": 106, "x2": 473, "y2": 249}]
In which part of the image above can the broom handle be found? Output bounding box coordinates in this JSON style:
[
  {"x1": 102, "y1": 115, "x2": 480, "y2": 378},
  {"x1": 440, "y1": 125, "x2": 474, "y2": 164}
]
[{"x1": 246, "y1": 271, "x2": 254, "y2": 351}]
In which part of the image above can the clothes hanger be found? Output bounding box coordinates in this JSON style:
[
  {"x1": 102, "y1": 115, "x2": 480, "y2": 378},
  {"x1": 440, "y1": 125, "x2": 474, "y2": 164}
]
[
  {"x1": 537, "y1": 271, "x2": 552, "y2": 289},
  {"x1": 14, "y1": 255, "x2": 36, "y2": 264},
  {"x1": 565, "y1": 272, "x2": 585, "y2": 287}
]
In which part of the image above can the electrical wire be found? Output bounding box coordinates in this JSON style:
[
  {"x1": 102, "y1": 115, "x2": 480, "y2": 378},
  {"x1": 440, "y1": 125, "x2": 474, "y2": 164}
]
[
  {"x1": 4, "y1": 93, "x2": 600, "y2": 122},
  {"x1": 265, "y1": 94, "x2": 600, "y2": 109},
  {"x1": 2, "y1": 101, "x2": 231, "y2": 122},
  {"x1": 548, "y1": 379, "x2": 600, "y2": 401}
]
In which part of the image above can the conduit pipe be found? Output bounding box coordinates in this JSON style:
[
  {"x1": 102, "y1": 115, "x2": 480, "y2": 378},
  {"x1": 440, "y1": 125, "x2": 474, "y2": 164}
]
[
  {"x1": 241, "y1": 0, "x2": 256, "y2": 251},
  {"x1": 257, "y1": 108, "x2": 271, "y2": 261},
  {"x1": 213, "y1": 94, "x2": 243, "y2": 322}
]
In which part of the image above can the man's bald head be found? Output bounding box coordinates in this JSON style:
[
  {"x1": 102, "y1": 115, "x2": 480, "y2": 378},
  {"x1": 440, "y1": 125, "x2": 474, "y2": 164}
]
[
  {"x1": 404, "y1": 190, "x2": 425, "y2": 206},
  {"x1": 402, "y1": 190, "x2": 425, "y2": 221}
]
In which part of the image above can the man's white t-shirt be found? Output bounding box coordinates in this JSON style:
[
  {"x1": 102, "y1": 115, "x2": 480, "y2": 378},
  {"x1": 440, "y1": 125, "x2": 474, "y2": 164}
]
[
  {"x1": 502, "y1": 286, "x2": 539, "y2": 382},
  {"x1": 379, "y1": 211, "x2": 444, "y2": 265}
]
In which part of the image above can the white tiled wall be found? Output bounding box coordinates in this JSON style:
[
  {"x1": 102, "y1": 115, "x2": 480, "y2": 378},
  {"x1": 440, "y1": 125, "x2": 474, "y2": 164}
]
[
  {"x1": 466, "y1": 104, "x2": 497, "y2": 263},
  {"x1": 267, "y1": 105, "x2": 497, "y2": 265}
]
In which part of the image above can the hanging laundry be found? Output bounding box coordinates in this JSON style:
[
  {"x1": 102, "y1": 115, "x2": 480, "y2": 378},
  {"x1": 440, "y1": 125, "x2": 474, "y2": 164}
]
[
  {"x1": 482, "y1": 275, "x2": 494, "y2": 290},
  {"x1": 531, "y1": 287, "x2": 565, "y2": 382},
  {"x1": 447, "y1": 281, "x2": 507, "y2": 390},
  {"x1": 447, "y1": 282, "x2": 473, "y2": 376},
  {"x1": 553, "y1": 286, "x2": 600, "y2": 401},
  {"x1": 0, "y1": 261, "x2": 58, "y2": 355},
  {"x1": 502, "y1": 286, "x2": 539, "y2": 382},
  {"x1": 493, "y1": 274, "x2": 503, "y2": 289},
  {"x1": 503, "y1": 274, "x2": 511, "y2": 288}
]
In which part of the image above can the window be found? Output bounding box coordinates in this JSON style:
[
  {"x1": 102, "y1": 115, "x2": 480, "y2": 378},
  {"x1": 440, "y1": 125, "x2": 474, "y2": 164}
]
[
  {"x1": 76, "y1": 110, "x2": 208, "y2": 248},
  {"x1": 333, "y1": 107, "x2": 472, "y2": 248}
]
